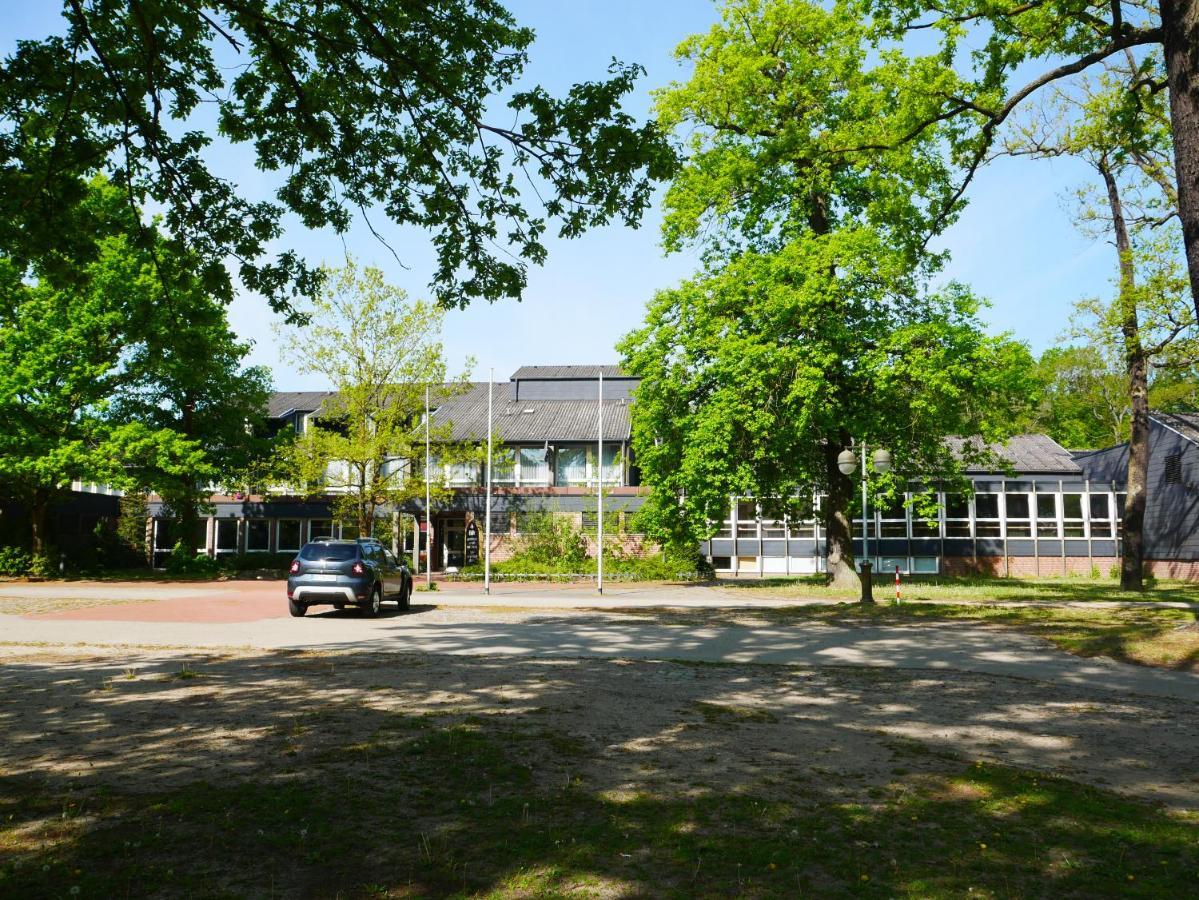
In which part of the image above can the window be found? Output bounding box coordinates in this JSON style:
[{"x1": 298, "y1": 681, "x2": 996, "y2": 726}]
[
  {"x1": 581, "y1": 509, "x2": 620, "y2": 534},
  {"x1": 341, "y1": 522, "x2": 361, "y2": 541},
  {"x1": 1165, "y1": 452, "x2": 1182, "y2": 484},
  {"x1": 309, "y1": 519, "x2": 335, "y2": 541},
  {"x1": 447, "y1": 460, "x2": 480, "y2": 486},
  {"x1": 300, "y1": 543, "x2": 357, "y2": 561},
  {"x1": 599, "y1": 444, "x2": 622, "y2": 485},
  {"x1": 515, "y1": 511, "x2": 550, "y2": 534},
  {"x1": 1089, "y1": 493, "x2": 1114, "y2": 538},
  {"x1": 277, "y1": 519, "x2": 302, "y2": 551},
  {"x1": 519, "y1": 447, "x2": 550, "y2": 485},
  {"x1": 492, "y1": 448, "x2": 516, "y2": 484},
  {"x1": 736, "y1": 500, "x2": 759, "y2": 538},
  {"x1": 787, "y1": 517, "x2": 816, "y2": 539},
  {"x1": 1004, "y1": 494, "x2": 1032, "y2": 538},
  {"x1": 555, "y1": 447, "x2": 588, "y2": 486},
  {"x1": 246, "y1": 519, "x2": 270, "y2": 552},
  {"x1": 714, "y1": 503, "x2": 734, "y2": 539},
  {"x1": 1036, "y1": 494, "x2": 1059, "y2": 538},
  {"x1": 215, "y1": 519, "x2": 239, "y2": 554},
  {"x1": 193, "y1": 519, "x2": 209, "y2": 552},
  {"x1": 974, "y1": 493, "x2": 1000, "y2": 537},
  {"x1": 945, "y1": 494, "x2": 970, "y2": 538},
  {"x1": 1062, "y1": 493, "x2": 1084, "y2": 538},
  {"x1": 711, "y1": 556, "x2": 732, "y2": 571},
  {"x1": 910, "y1": 492, "x2": 940, "y2": 538},
  {"x1": 879, "y1": 497, "x2": 908, "y2": 538}
]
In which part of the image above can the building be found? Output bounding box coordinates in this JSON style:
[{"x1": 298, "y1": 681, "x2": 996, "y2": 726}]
[{"x1": 142, "y1": 366, "x2": 1199, "y2": 579}]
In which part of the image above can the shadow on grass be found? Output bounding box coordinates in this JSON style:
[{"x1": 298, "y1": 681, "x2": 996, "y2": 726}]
[
  {"x1": 1, "y1": 651, "x2": 1198, "y2": 896},
  {"x1": 714, "y1": 574, "x2": 1199, "y2": 605}
]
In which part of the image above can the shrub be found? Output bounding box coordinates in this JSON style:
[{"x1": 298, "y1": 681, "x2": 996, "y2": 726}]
[
  {"x1": 164, "y1": 542, "x2": 222, "y2": 576},
  {"x1": 519, "y1": 513, "x2": 588, "y2": 568},
  {"x1": 0, "y1": 546, "x2": 32, "y2": 577}
]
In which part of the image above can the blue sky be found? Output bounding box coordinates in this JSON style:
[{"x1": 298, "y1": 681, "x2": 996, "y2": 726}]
[{"x1": 4, "y1": 1, "x2": 1104, "y2": 390}]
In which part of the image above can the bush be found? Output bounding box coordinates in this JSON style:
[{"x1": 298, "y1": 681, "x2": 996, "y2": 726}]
[
  {"x1": 220, "y1": 552, "x2": 295, "y2": 573},
  {"x1": 0, "y1": 546, "x2": 32, "y2": 577},
  {"x1": 519, "y1": 513, "x2": 589, "y2": 568},
  {"x1": 164, "y1": 542, "x2": 222, "y2": 576}
]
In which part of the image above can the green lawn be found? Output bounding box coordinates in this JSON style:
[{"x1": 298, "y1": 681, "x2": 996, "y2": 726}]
[
  {"x1": 717, "y1": 573, "x2": 1199, "y2": 605},
  {"x1": 2, "y1": 713, "x2": 1196, "y2": 898}
]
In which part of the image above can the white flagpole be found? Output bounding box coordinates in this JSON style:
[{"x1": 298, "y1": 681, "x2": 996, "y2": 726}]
[
  {"x1": 484, "y1": 369, "x2": 493, "y2": 594},
  {"x1": 597, "y1": 370, "x2": 604, "y2": 595},
  {"x1": 425, "y1": 384, "x2": 432, "y2": 590}
]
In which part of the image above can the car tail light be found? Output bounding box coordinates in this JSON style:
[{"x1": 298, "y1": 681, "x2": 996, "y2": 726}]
[
  {"x1": 289, "y1": 560, "x2": 300, "y2": 574},
  {"x1": 351, "y1": 561, "x2": 365, "y2": 575}
]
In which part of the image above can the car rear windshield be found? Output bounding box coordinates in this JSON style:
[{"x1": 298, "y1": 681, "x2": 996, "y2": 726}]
[{"x1": 299, "y1": 543, "x2": 358, "y2": 562}]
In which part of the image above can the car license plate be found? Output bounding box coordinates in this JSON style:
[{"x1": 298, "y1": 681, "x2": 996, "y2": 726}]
[{"x1": 312, "y1": 574, "x2": 337, "y2": 582}]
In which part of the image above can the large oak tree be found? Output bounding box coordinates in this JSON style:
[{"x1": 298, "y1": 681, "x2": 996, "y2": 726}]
[
  {"x1": 0, "y1": 1, "x2": 675, "y2": 313},
  {"x1": 621, "y1": 0, "x2": 1032, "y2": 588}
]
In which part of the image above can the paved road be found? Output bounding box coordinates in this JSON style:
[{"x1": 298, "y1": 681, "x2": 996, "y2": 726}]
[{"x1": 2, "y1": 579, "x2": 1199, "y2": 701}]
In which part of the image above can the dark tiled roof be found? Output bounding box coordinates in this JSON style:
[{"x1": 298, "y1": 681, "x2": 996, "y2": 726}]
[
  {"x1": 430, "y1": 382, "x2": 631, "y2": 442},
  {"x1": 947, "y1": 434, "x2": 1081, "y2": 474},
  {"x1": 1153, "y1": 412, "x2": 1199, "y2": 445},
  {"x1": 267, "y1": 391, "x2": 338, "y2": 418},
  {"x1": 509, "y1": 365, "x2": 630, "y2": 380}
]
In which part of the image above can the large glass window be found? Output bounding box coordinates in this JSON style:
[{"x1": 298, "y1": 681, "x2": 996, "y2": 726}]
[
  {"x1": 974, "y1": 493, "x2": 1001, "y2": 537},
  {"x1": 736, "y1": 500, "x2": 759, "y2": 538},
  {"x1": 1062, "y1": 493, "x2": 1084, "y2": 538},
  {"x1": 447, "y1": 460, "x2": 480, "y2": 486},
  {"x1": 1004, "y1": 494, "x2": 1032, "y2": 537},
  {"x1": 909, "y1": 492, "x2": 939, "y2": 538},
  {"x1": 308, "y1": 519, "x2": 335, "y2": 541},
  {"x1": 491, "y1": 448, "x2": 516, "y2": 484},
  {"x1": 599, "y1": 445, "x2": 622, "y2": 485},
  {"x1": 215, "y1": 519, "x2": 239, "y2": 554},
  {"x1": 1089, "y1": 494, "x2": 1114, "y2": 537},
  {"x1": 277, "y1": 519, "x2": 302, "y2": 551},
  {"x1": 246, "y1": 519, "x2": 271, "y2": 552},
  {"x1": 519, "y1": 447, "x2": 550, "y2": 485},
  {"x1": 879, "y1": 497, "x2": 908, "y2": 538},
  {"x1": 555, "y1": 447, "x2": 589, "y2": 486},
  {"x1": 1036, "y1": 494, "x2": 1059, "y2": 538},
  {"x1": 945, "y1": 494, "x2": 971, "y2": 538}
]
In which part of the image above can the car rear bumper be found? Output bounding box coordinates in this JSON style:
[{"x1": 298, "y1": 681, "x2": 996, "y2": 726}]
[{"x1": 291, "y1": 586, "x2": 362, "y2": 604}]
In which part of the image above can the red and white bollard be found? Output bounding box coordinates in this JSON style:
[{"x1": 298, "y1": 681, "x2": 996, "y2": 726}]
[{"x1": 894, "y1": 565, "x2": 901, "y2": 604}]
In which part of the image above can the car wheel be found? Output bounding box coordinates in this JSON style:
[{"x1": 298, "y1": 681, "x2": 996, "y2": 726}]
[
  {"x1": 363, "y1": 585, "x2": 382, "y2": 618},
  {"x1": 333, "y1": 602, "x2": 345, "y2": 611},
  {"x1": 399, "y1": 578, "x2": 411, "y2": 610},
  {"x1": 288, "y1": 597, "x2": 307, "y2": 618}
]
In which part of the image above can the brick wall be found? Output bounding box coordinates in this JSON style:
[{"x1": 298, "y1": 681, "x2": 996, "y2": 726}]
[
  {"x1": 943, "y1": 556, "x2": 1121, "y2": 578},
  {"x1": 1145, "y1": 559, "x2": 1199, "y2": 580}
]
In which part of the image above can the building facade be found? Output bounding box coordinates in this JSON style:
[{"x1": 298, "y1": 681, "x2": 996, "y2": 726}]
[{"x1": 141, "y1": 366, "x2": 1199, "y2": 579}]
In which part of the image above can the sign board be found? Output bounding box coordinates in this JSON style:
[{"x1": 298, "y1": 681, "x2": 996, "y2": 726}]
[{"x1": 464, "y1": 521, "x2": 480, "y2": 565}]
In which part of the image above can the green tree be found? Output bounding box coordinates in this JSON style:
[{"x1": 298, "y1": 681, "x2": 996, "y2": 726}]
[
  {"x1": 1026, "y1": 345, "x2": 1130, "y2": 449},
  {"x1": 0, "y1": 183, "x2": 205, "y2": 556},
  {"x1": 0, "y1": 1, "x2": 674, "y2": 314},
  {"x1": 111, "y1": 275, "x2": 275, "y2": 555},
  {"x1": 855, "y1": 0, "x2": 1199, "y2": 323},
  {"x1": 275, "y1": 259, "x2": 469, "y2": 536},
  {"x1": 1004, "y1": 64, "x2": 1197, "y2": 590},
  {"x1": 620, "y1": 0, "x2": 1032, "y2": 589}
]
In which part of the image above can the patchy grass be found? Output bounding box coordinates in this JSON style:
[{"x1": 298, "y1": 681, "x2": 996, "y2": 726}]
[
  {"x1": 717, "y1": 574, "x2": 1199, "y2": 605},
  {"x1": 1, "y1": 711, "x2": 1196, "y2": 898},
  {"x1": 622, "y1": 601, "x2": 1199, "y2": 673}
]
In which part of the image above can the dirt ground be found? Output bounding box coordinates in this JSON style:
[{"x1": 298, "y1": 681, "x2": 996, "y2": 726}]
[{"x1": 3, "y1": 645, "x2": 1197, "y2": 813}]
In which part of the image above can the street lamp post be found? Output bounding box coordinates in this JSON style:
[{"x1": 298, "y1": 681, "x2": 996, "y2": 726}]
[{"x1": 836, "y1": 442, "x2": 892, "y2": 604}]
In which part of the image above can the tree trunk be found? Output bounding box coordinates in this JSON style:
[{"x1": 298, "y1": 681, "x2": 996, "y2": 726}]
[
  {"x1": 1100, "y1": 161, "x2": 1149, "y2": 591},
  {"x1": 823, "y1": 435, "x2": 858, "y2": 588},
  {"x1": 1160, "y1": 0, "x2": 1199, "y2": 319},
  {"x1": 29, "y1": 491, "x2": 50, "y2": 558},
  {"x1": 177, "y1": 498, "x2": 201, "y2": 556}
]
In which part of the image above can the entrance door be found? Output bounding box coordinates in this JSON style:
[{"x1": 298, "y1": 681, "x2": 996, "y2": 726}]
[{"x1": 443, "y1": 519, "x2": 466, "y2": 569}]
